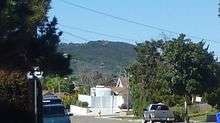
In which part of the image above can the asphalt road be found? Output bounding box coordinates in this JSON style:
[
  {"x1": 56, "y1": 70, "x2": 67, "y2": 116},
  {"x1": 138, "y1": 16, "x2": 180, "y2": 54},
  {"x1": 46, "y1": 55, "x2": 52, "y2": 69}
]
[
  {"x1": 71, "y1": 116, "x2": 141, "y2": 123},
  {"x1": 70, "y1": 116, "x2": 216, "y2": 123}
]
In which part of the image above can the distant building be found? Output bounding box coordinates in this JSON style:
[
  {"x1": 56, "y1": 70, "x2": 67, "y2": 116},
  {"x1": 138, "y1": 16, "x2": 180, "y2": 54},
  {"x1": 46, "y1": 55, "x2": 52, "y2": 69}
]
[
  {"x1": 111, "y1": 77, "x2": 131, "y2": 108},
  {"x1": 78, "y1": 85, "x2": 124, "y2": 115}
]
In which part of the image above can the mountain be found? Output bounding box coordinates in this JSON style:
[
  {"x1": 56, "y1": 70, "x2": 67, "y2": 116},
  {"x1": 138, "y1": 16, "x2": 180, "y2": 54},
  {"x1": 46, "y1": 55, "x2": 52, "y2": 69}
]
[{"x1": 58, "y1": 40, "x2": 136, "y2": 75}]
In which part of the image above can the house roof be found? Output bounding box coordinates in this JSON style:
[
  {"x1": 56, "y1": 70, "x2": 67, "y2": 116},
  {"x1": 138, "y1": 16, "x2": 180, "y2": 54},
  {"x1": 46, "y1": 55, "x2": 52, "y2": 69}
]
[
  {"x1": 115, "y1": 77, "x2": 129, "y2": 88},
  {"x1": 111, "y1": 76, "x2": 129, "y2": 96}
]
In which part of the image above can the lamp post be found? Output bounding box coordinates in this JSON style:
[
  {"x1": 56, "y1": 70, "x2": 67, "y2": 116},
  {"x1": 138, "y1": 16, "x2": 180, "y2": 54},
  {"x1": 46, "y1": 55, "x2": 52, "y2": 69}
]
[{"x1": 27, "y1": 67, "x2": 43, "y2": 123}]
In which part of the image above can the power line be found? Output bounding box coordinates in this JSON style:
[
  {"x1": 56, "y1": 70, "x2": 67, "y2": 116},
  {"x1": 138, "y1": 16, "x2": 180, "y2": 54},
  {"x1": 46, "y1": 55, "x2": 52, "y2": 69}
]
[
  {"x1": 59, "y1": 0, "x2": 220, "y2": 44},
  {"x1": 60, "y1": 24, "x2": 136, "y2": 41},
  {"x1": 59, "y1": 0, "x2": 178, "y2": 34},
  {"x1": 63, "y1": 31, "x2": 89, "y2": 42}
]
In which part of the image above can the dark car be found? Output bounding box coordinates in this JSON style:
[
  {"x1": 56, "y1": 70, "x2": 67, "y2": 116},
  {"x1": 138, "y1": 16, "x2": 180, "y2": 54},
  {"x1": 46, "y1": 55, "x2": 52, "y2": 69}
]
[{"x1": 43, "y1": 104, "x2": 72, "y2": 123}]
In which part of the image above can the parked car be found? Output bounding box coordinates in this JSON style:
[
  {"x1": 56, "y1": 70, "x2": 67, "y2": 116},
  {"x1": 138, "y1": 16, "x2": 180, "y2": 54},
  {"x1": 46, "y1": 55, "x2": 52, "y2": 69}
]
[
  {"x1": 142, "y1": 103, "x2": 174, "y2": 123},
  {"x1": 43, "y1": 104, "x2": 72, "y2": 123}
]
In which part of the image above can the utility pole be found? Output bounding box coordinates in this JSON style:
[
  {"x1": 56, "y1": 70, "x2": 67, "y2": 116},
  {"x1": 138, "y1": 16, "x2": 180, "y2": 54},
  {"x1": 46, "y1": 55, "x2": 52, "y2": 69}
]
[
  {"x1": 34, "y1": 77, "x2": 37, "y2": 123},
  {"x1": 184, "y1": 95, "x2": 189, "y2": 123},
  {"x1": 58, "y1": 80, "x2": 61, "y2": 96},
  {"x1": 27, "y1": 67, "x2": 43, "y2": 123},
  {"x1": 127, "y1": 75, "x2": 129, "y2": 112},
  {"x1": 124, "y1": 69, "x2": 130, "y2": 113}
]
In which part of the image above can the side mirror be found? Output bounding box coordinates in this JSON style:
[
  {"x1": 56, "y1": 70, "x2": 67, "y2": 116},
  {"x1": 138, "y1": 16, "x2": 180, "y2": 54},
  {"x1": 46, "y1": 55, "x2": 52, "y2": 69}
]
[
  {"x1": 143, "y1": 108, "x2": 148, "y2": 111},
  {"x1": 67, "y1": 112, "x2": 73, "y2": 116}
]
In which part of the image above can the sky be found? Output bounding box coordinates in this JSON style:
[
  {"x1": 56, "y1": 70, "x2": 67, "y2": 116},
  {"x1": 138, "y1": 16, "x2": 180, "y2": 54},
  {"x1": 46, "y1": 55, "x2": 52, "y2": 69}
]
[{"x1": 49, "y1": 0, "x2": 220, "y2": 57}]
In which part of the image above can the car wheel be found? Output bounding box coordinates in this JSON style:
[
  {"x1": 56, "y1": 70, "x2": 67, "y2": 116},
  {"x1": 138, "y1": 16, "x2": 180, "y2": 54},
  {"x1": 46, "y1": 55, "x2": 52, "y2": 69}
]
[{"x1": 149, "y1": 120, "x2": 154, "y2": 123}]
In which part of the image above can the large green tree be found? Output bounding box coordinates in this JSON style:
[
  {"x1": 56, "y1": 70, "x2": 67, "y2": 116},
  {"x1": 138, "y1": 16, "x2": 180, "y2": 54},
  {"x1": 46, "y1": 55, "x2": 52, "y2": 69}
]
[
  {"x1": 0, "y1": 0, "x2": 71, "y2": 74},
  {"x1": 162, "y1": 34, "x2": 218, "y2": 99},
  {"x1": 162, "y1": 34, "x2": 218, "y2": 121},
  {"x1": 128, "y1": 40, "x2": 165, "y2": 116},
  {"x1": 128, "y1": 34, "x2": 219, "y2": 117},
  {"x1": 0, "y1": 0, "x2": 71, "y2": 122}
]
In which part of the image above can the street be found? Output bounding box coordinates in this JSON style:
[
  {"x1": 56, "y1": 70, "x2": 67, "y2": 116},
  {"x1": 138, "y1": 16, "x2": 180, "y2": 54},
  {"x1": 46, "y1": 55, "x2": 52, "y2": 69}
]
[{"x1": 71, "y1": 116, "x2": 141, "y2": 123}]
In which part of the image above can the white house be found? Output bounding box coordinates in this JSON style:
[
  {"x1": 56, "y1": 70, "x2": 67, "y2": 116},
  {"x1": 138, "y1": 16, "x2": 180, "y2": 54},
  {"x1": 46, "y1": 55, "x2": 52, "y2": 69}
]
[{"x1": 76, "y1": 85, "x2": 124, "y2": 115}]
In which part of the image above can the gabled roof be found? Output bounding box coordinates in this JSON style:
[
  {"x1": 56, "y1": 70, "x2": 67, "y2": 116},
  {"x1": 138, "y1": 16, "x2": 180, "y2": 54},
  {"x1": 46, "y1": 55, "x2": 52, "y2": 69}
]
[{"x1": 115, "y1": 77, "x2": 128, "y2": 88}]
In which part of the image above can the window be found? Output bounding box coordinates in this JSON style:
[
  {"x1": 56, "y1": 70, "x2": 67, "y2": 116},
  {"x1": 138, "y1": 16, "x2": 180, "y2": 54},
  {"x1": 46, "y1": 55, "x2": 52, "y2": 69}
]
[
  {"x1": 150, "y1": 105, "x2": 169, "y2": 110},
  {"x1": 43, "y1": 99, "x2": 62, "y2": 105}
]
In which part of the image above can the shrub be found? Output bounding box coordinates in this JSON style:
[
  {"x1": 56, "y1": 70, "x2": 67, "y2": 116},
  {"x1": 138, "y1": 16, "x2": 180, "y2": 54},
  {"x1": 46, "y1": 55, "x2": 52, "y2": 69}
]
[
  {"x1": 81, "y1": 102, "x2": 89, "y2": 108},
  {"x1": 172, "y1": 105, "x2": 185, "y2": 122},
  {"x1": 61, "y1": 94, "x2": 78, "y2": 109},
  {"x1": 75, "y1": 101, "x2": 88, "y2": 108}
]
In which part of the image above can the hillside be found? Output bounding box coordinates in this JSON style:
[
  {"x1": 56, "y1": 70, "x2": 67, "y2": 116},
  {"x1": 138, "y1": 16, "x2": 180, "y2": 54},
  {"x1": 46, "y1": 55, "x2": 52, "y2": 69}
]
[{"x1": 58, "y1": 41, "x2": 136, "y2": 75}]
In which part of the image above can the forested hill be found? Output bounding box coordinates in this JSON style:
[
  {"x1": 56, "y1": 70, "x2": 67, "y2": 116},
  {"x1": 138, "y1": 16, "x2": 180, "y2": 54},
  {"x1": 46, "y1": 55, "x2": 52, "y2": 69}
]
[{"x1": 58, "y1": 41, "x2": 136, "y2": 75}]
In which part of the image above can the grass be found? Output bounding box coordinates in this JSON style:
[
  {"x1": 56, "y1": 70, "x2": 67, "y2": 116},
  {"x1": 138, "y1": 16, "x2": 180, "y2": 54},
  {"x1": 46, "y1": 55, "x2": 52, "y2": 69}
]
[
  {"x1": 188, "y1": 104, "x2": 217, "y2": 122},
  {"x1": 171, "y1": 103, "x2": 217, "y2": 122}
]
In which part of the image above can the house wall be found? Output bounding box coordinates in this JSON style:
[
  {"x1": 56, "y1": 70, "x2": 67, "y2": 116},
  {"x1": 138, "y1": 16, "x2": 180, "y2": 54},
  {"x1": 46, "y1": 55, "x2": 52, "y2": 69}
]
[
  {"x1": 78, "y1": 95, "x2": 91, "y2": 107},
  {"x1": 70, "y1": 105, "x2": 89, "y2": 115}
]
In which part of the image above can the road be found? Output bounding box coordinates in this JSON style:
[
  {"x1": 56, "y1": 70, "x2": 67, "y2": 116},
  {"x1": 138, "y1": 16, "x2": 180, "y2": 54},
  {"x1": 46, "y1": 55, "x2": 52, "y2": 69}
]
[
  {"x1": 70, "y1": 116, "x2": 216, "y2": 123},
  {"x1": 71, "y1": 116, "x2": 141, "y2": 123}
]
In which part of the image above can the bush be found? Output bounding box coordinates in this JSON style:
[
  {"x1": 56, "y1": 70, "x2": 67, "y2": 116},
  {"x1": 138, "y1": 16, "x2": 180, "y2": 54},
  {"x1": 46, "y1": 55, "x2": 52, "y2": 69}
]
[
  {"x1": 172, "y1": 105, "x2": 185, "y2": 122},
  {"x1": 81, "y1": 102, "x2": 89, "y2": 107},
  {"x1": 119, "y1": 104, "x2": 127, "y2": 109},
  {"x1": 61, "y1": 94, "x2": 78, "y2": 109},
  {"x1": 75, "y1": 101, "x2": 88, "y2": 108}
]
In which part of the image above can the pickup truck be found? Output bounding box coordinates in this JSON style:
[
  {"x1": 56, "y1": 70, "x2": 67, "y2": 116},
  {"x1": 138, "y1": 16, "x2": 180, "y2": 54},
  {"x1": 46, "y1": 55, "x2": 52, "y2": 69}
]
[{"x1": 142, "y1": 103, "x2": 174, "y2": 123}]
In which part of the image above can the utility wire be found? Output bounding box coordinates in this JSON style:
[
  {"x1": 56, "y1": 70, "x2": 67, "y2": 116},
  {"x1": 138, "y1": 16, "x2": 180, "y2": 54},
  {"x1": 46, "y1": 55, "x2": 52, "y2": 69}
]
[
  {"x1": 59, "y1": 0, "x2": 178, "y2": 34},
  {"x1": 60, "y1": 24, "x2": 136, "y2": 41},
  {"x1": 59, "y1": 0, "x2": 220, "y2": 44},
  {"x1": 63, "y1": 31, "x2": 89, "y2": 42}
]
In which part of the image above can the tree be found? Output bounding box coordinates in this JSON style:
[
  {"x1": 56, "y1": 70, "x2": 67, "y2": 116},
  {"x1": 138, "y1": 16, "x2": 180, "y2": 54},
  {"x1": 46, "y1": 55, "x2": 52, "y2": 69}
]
[
  {"x1": 0, "y1": 1, "x2": 71, "y2": 122},
  {"x1": 0, "y1": 0, "x2": 71, "y2": 74},
  {"x1": 218, "y1": 2, "x2": 220, "y2": 17},
  {"x1": 128, "y1": 34, "x2": 219, "y2": 118},
  {"x1": 161, "y1": 34, "x2": 218, "y2": 122},
  {"x1": 162, "y1": 34, "x2": 218, "y2": 98},
  {"x1": 204, "y1": 63, "x2": 220, "y2": 110},
  {"x1": 43, "y1": 75, "x2": 76, "y2": 94},
  {"x1": 128, "y1": 40, "x2": 164, "y2": 116}
]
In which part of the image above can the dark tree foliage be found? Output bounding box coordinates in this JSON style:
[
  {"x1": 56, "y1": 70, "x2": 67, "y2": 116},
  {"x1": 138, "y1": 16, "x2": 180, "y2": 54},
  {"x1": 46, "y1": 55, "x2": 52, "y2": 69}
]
[
  {"x1": 128, "y1": 34, "x2": 219, "y2": 116},
  {"x1": 0, "y1": 0, "x2": 71, "y2": 74},
  {"x1": 163, "y1": 34, "x2": 218, "y2": 97},
  {"x1": 205, "y1": 63, "x2": 220, "y2": 110},
  {"x1": 0, "y1": 0, "x2": 71, "y2": 122},
  {"x1": 218, "y1": 2, "x2": 220, "y2": 17},
  {"x1": 128, "y1": 40, "x2": 166, "y2": 116}
]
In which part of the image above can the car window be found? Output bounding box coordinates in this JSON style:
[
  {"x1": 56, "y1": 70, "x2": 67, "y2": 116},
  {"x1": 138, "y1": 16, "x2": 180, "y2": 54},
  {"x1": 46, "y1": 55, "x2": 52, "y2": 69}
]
[
  {"x1": 158, "y1": 105, "x2": 169, "y2": 110},
  {"x1": 43, "y1": 99, "x2": 62, "y2": 105},
  {"x1": 43, "y1": 106, "x2": 65, "y2": 117},
  {"x1": 150, "y1": 105, "x2": 169, "y2": 110},
  {"x1": 150, "y1": 105, "x2": 158, "y2": 110}
]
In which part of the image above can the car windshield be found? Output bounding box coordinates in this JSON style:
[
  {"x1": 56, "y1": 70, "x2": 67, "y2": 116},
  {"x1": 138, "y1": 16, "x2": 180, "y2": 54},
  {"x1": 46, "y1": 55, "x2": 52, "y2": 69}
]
[
  {"x1": 43, "y1": 99, "x2": 62, "y2": 105},
  {"x1": 150, "y1": 105, "x2": 169, "y2": 110},
  {"x1": 43, "y1": 105, "x2": 65, "y2": 117}
]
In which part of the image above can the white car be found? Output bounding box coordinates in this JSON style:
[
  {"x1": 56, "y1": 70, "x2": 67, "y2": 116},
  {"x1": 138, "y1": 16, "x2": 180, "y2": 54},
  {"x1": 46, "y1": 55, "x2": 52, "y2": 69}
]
[{"x1": 143, "y1": 103, "x2": 174, "y2": 123}]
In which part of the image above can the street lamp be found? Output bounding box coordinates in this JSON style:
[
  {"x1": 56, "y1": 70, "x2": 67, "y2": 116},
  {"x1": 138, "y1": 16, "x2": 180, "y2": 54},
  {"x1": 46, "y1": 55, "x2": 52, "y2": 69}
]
[{"x1": 27, "y1": 66, "x2": 43, "y2": 123}]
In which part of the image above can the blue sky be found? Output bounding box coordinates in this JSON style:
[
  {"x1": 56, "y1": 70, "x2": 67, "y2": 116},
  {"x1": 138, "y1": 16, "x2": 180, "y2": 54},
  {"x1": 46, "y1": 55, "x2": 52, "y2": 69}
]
[{"x1": 49, "y1": 0, "x2": 220, "y2": 57}]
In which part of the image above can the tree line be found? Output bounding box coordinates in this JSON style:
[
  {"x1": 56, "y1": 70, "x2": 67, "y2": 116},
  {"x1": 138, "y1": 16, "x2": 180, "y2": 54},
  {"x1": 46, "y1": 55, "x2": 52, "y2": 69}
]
[{"x1": 128, "y1": 34, "x2": 220, "y2": 117}]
